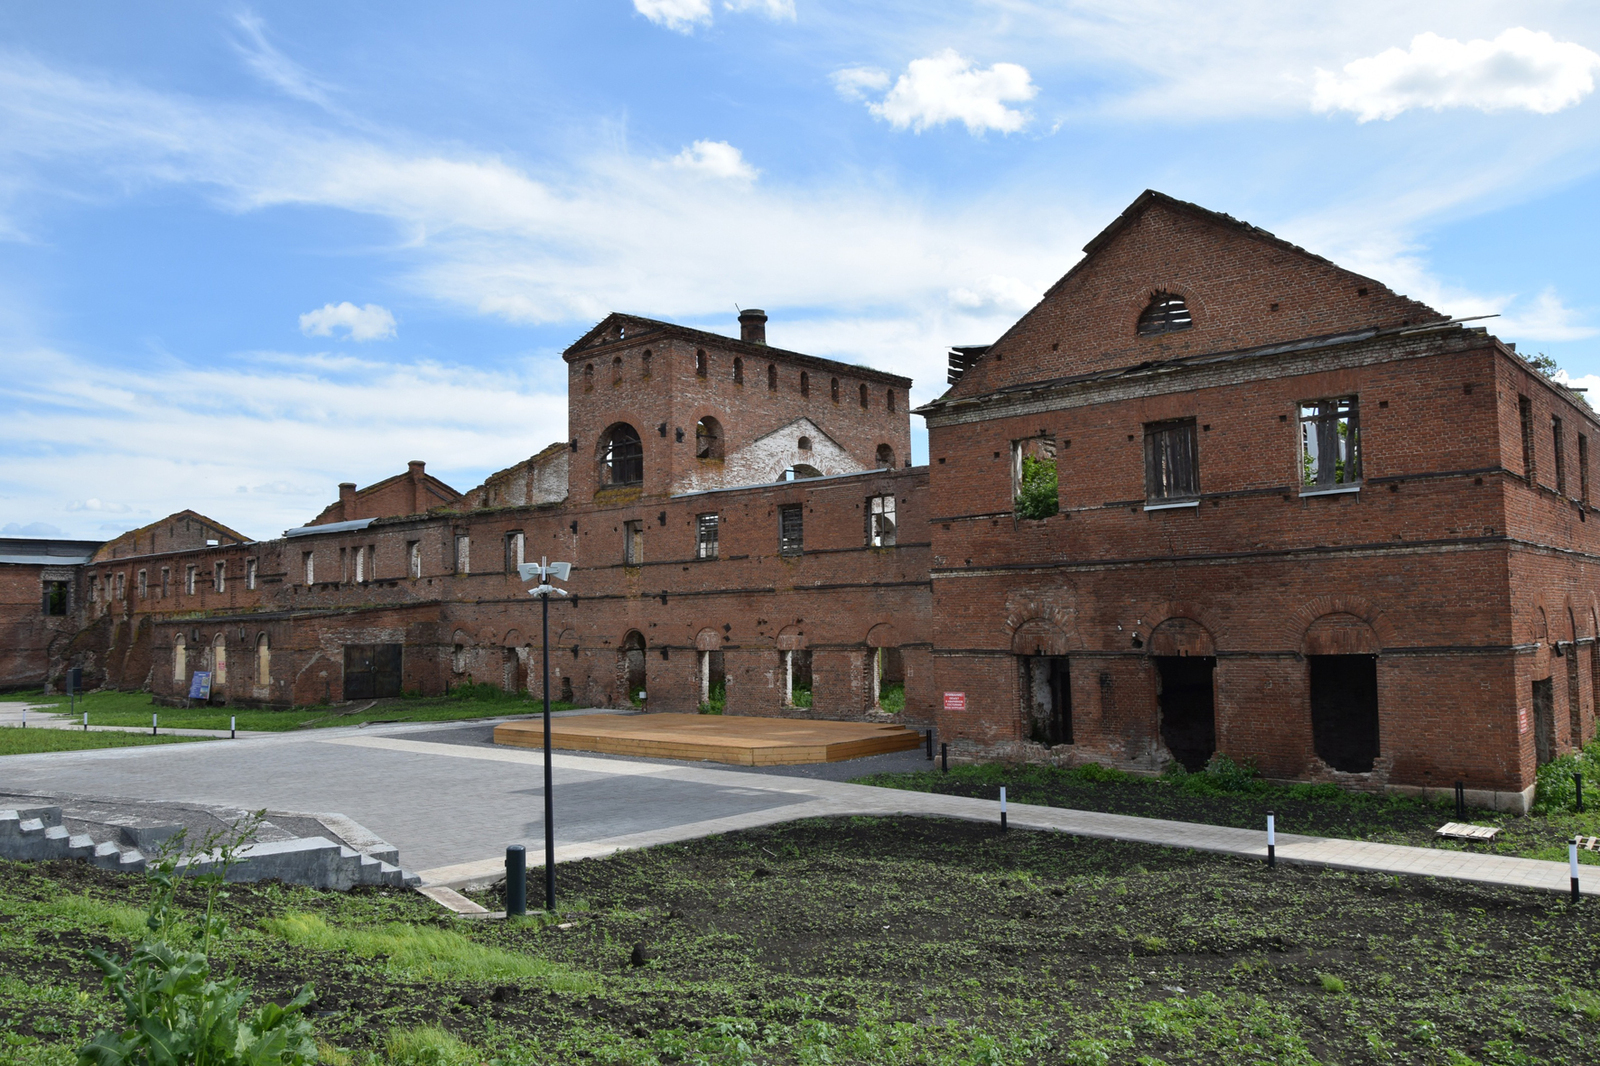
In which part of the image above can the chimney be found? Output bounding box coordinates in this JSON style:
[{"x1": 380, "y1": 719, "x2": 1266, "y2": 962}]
[
  {"x1": 408, "y1": 460, "x2": 426, "y2": 515},
  {"x1": 338, "y1": 482, "x2": 357, "y2": 520},
  {"x1": 738, "y1": 308, "x2": 767, "y2": 345}
]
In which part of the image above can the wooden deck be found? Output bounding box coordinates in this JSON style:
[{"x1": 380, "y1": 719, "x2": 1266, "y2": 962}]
[{"x1": 493, "y1": 712, "x2": 924, "y2": 766}]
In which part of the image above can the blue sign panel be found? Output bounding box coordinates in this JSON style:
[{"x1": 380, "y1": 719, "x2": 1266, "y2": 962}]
[{"x1": 188, "y1": 671, "x2": 212, "y2": 700}]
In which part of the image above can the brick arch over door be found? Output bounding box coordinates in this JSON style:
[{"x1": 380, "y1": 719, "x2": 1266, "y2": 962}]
[
  {"x1": 866, "y1": 622, "x2": 900, "y2": 648},
  {"x1": 695, "y1": 628, "x2": 721, "y2": 652},
  {"x1": 1142, "y1": 601, "x2": 1227, "y2": 652},
  {"x1": 1009, "y1": 618, "x2": 1076, "y2": 657},
  {"x1": 776, "y1": 625, "x2": 806, "y2": 651},
  {"x1": 1147, "y1": 617, "x2": 1215, "y2": 657},
  {"x1": 1301, "y1": 614, "x2": 1379, "y2": 656},
  {"x1": 1283, "y1": 594, "x2": 1396, "y2": 651}
]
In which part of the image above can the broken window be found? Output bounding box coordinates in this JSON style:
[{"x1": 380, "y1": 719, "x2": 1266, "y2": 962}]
[
  {"x1": 601, "y1": 423, "x2": 644, "y2": 485},
  {"x1": 859, "y1": 383, "x2": 869, "y2": 409},
  {"x1": 696, "y1": 513, "x2": 719, "y2": 559},
  {"x1": 246, "y1": 559, "x2": 257, "y2": 590},
  {"x1": 504, "y1": 531, "x2": 524, "y2": 572},
  {"x1": 1144, "y1": 419, "x2": 1199, "y2": 502},
  {"x1": 1519, "y1": 394, "x2": 1536, "y2": 481},
  {"x1": 733, "y1": 357, "x2": 743, "y2": 384},
  {"x1": 455, "y1": 534, "x2": 470, "y2": 574},
  {"x1": 41, "y1": 581, "x2": 68, "y2": 616},
  {"x1": 867, "y1": 495, "x2": 897, "y2": 547},
  {"x1": 779, "y1": 505, "x2": 804, "y2": 555},
  {"x1": 408, "y1": 541, "x2": 421, "y2": 579},
  {"x1": 187, "y1": 565, "x2": 199, "y2": 594},
  {"x1": 696, "y1": 348, "x2": 707, "y2": 377},
  {"x1": 767, "y1": 364, "x2": 777, "y2": 391},
  {"x1": 114, "y1": 573, "x2": 125, "y2": 601},
  {"x1": 1022, "y1": 656, "x2": 1072, "y2": 746},
  {"x1": 1553, "y1": 415, "x2": 1568, "y2": 496},
  {"x1": 137, "y1": 570, "x2": 148, "y2": 599},
  {"x1": 624, "y1": 520, "x2": 644, "y2": 566},
  {"x1": 212, "y1": 562, "x2": 224, "y2": 593},
  {"x1": 800, "y1": 371, "x2": 810, "y2": 398},
  {"x1": 696, "y1": 417, "x2": 724, "y2": 460},
  {"x1": 1309, "y1": 655, "x2": 1379, "y2": 772},
  {"x1": 1013, "y1": 435, "x2": 1059, "y2": 519},
  {"x1": 876, "y1": 443, "x2": 895, "y2": 468},
  {"x1": 160, "y1": 567, "x2": 170, "y2": 598},
  {"x1": 1136, "y1": 291, "x2": 1192, "y2": 336},
  {"x1": 1155, "y1": 656, "x2": 1216, "y2": 771},
  {"x1": 784, "y1": 649, "x2": 813, "y2": 707},
  {"x1": 1300, "y1": 397, "x2": 1361, "y2": 489}
]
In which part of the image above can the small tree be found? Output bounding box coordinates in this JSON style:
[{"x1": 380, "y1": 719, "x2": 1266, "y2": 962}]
[{"x1": 1015, "y1": 456, "x2": 1059, "y2": 520}]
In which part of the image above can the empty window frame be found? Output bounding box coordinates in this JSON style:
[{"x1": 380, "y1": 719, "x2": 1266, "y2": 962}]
[
  {"x1": 454, "y1": 534, "x2": 470, "y2": 574},
  {"x1": 867, "y1": 494, "x2": 897, "y2": 547},
  {"x1": 800, "y1": 371, "x2": 810, "y2": 398},
  {"x1": 779, "y1": 505, "x2": 804, "y2": 555},
  {"x1": 408, "y1": 541, "x2": 422, "y2": 579},
  {"x1": 1519, "y1": 394, "x2": 1536, "y2": 481},
  {"x1": 137, "y1": 569, "x2": 148, "y2": 599},
  {"x1": 733, "y1": 357, "x2": 744, "y2": 384},
  {"x1": 641, "y1": 350, "x2": 652, "y2": 379},
  {"x1": 187, "y1": 565, "x2": 199, "y2": 594},
  {"x1": 1300, "y1": 397, "x2": 1362, "y2": 490},
  {"x1": 859, "y1": 383, "x2": 869, "y2": 409},
  {"x1": 696, "y1": 513, "x2": 719, "y2": 559},
  {"x1": 41, "y1": 580, "x2": 68, "y2": 616},
  {"x1": 601, "y1": 423, "x2": 644, "y2": 485},
  {"x1": 1553, "y1": 415, "x2": 1568, "y2": 496},
  {"x1": 767, "y1": 364, "x2": 777, "y2": 391},
  {"x1": 245, "y1": 559, "x2": 257, "y2": 590},
  {"x1": 696, "y1": 417, "x2": 724, "y2": 460},
  {"x1": 611, "y1": 356, "x2": 623, "y2": 385},
  {"x1": 353, "y1": 546, "x2": 366, "y2": 583},
  {"x1": 1581, "y1": 434, "x2": 1591, "y2": 505},
  {"x1": 160, "y1": 567, "x2": 170, "y2": 598},
  {"x1": 886, "y1": 389, "x2": 896, "y2": 413},
  {"x1": 695, "y1": 348, "x2": 707, "y2": 377},
  {"x1": 1013, "y1": 435, "x2": 1059, "y2": 519},
  {"x1": 876, "y1": 443, "x2": 895, "y2": 468},
  {"x1": 583, "y1": 363, "x2": 594, "y2": 391},
  {"x1": 113, "y1": 573, "x2": 125, "y2": 601},
  {"x1": 214, "y1": 562, "x2": 226, "y2": 592},
  {"x1": 505, "y1": 531, "x2": 525, "y2": 572},
  {"x1": 1136, "y1": 291, "x2": 1192, "y2": 336},
  {"x1": 624, "y1": 520, "x2": 644, "y2": 565},
  {"x1": 784, "y1": 649, "x2": 813, "y2": 707},
  {"x1": 1144, "y1": 419, "x2": 1199, "y2": 502}
]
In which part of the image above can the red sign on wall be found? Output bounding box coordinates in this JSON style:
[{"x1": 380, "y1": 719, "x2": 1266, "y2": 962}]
[
  {"x1": 943, "y1": 692, "x2": 966, "y2": 712},
  {"x1": 1519, "y1": 707, "x2": 1529, "y2": 734}
]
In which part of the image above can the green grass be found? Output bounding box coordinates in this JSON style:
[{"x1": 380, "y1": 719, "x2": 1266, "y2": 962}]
[
  {"x1": 13, "y1": 688, "x2": 578, "y2": 733},
  {"x1": 0, "y1": 727, "x2": 206, "y2": 755}
]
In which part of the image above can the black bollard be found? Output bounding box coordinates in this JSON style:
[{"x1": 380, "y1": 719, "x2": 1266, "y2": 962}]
[
  {"x1": 940, "y1": 742, "x2": 948, "y2": 773},
  {"x1": 1266, "y1": 810, "x2": 1276, "y2": 869},
  {"x1": 926, "y1": 730, "x2": 934, "y2": 760},
  {"x1": 506, "y1": 845, "x2": 527, "y2": 917},
  {"x1": 1454, "y1": 781, "x2": 1465, "y2": 820},
  {"x1": 1576, "y1": 773, "x2": 1585, "y2": 813}
]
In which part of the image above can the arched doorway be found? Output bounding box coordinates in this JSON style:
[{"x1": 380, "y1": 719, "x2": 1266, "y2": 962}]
[
  {"x1": 619, "y1": 631, "x2": 647, "y2": 707},
  {"x1": 1303, "y1": 613, "x2": 1380, "y2": 772},
  {"x1": 1149, "y1": 617, "x2": 1216, "y2": 771}
]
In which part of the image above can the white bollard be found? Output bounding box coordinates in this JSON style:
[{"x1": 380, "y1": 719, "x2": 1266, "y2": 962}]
[
  {"x1": 1572, "y1": 842, "x2": 1581, "y2": 903},
  {"x1": 1267, "y1": 811, "x2": 1277, "y2": 868},
  {"x1": 230, "y1": 715, "x2": 236, "y2": 739},
  {"x1": 83, "y1": 711, "x2": 88, "y2": 731},
  {"x1": 152, "y1": 713, "x2": 157, "y2": 736},
  {"x1": 1000, "y1": 786, "x2": 1008, "y2": 831}
]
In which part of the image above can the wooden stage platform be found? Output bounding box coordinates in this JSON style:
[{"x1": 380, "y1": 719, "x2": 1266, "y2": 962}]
[{"x1": 493, "y1": 712, "x2": 924, "y2": 766}]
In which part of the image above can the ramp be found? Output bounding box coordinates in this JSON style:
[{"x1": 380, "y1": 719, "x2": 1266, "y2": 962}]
[{"x1": 493, "y1": 712, "x2": 922, "y2": 766}]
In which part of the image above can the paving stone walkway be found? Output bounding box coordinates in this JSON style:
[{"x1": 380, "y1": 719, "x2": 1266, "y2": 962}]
[
  {"x1": 0, "y1": 716, "x2": 1588, "y2": 898},
  {"x1": 0, "y1": 701, "x2": 267, "y2": 738}
]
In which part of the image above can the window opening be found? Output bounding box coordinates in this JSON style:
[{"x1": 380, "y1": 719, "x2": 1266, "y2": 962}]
[
  {"x1": 583, "y1": 363, "x2": 594, "y2": 391},
  {"x1": 641, "y1": 350, "x2": 652, "y2": 379},
  {"x1": 41, "y1": 581, "x2": 68, "y2": 616},
  {"x1": 505, "y1": 531, "x2": 524, "y2": 572},
  {"x1": 1309, "y1": 655, "x2": 1379, "y2": 772},
  {"x1": 1519, "y1": 394, "x2": 1536, "y2": 481},
  {"x1": 408, "y1": 541, "x2": 422, "y2": 579},
  {"x1": 800, "y1": 371, "x2": 810, "y2": 397},
  {"x1": 354, "y1": 547, "x2": 365, "y2": 584},
  {"x1": 695, "y1": 417, "x2": 724, "y2": 460},
  {"x1": 257, "y1": 635, "x2": 271, "y2": 685},
  {"x1": 867, "y1": 495, "x2": 897, "y2": 547},
  {"x1": 797, "y1": 436, "x2": 812, "y2": 452},
  {"x1": 1136, "y1": 291, "x2": 1192, "y2": 336},
  {"x1": 698, "y1": 650, "x2": 726, "y2": 712},
  {"x1": 620, "y1": 631, "x2": 647, "y2": 706},
  {"x1": 876, "y1": 443, "x2": 895, "y2": 468},
  {"x1": 767, "y1": 364, "x2": 777, "y2": 391},
  {"x1": 1580, "y1": 434, "x2": 1591, "y2": 505},
  {"x1": 1533, "y1": 676, "x2": 1555, "y2": 765},
  {"x1": 612, "y1": 356, "x2": 623, "y2": 385},
  {"x1": 601, "y1": 423, "x2": 644, "y2": 485},
  {"x1": 1553, "y1": 415, "x2": 1567, "y2": 496},
  {"x1": 831, "y1": 377, "x2": 840, "y2": 403},
  {"x1": 695, "y1": 349, "x2": 707, "y2": 377},
  {"x1": 1023, "y1": 656, "x2": 1072, "y2": 745},
  {"x1": 733, "y1": 357, "x2": 743, "y2": 384},
  {"x1": 886, "y1": 389, "x2": 896, "y2": 413},
  {"x1": 137, "y1": 570, "x2": 148, "y2": 599},
  {"x1": 786, "y1": 464, "x2": 822, "y2": 480},
  {"x1": 246, "y1": 559, "x2": 257, "y2": 590},
  {"x1": 160, "y1": 567, "x2": 170, "y2": 598},
  {"x1": 187, "y1": 565, "x2": 199, "y2": 595},
  {"x1": 114, "y1": 573, "x2": 125, "y2": 601},
  {"x1": 455, "y1": 534, "x2": 470, "y2": 574},
  {"x1": 1300, "y1": 397, "x2": 1361, "y2": 489},
  {"x1": 1144, "y1": 419, "x2": 1199, "y2": 502},
  {"x1": 213, "y1": 634, "x2": 228, "y2": 687},
  {"x1": 1155, "y1": 656, "x2": 1216, "y2": 771},
  {"x1": 696, "y1": 513, "x2": 719, "y2": 559},
  {"x1": 784, "y1": 649, "x2": 813, "y2": 707},
  {"x1": 859, "y1": 383, "x2": 869, "y2": 409},
  {"x1": 173, "y1": 635, "x2": 186, "y2": 683},
  {"x1": 1013, "y1": 435, "x2": 1059, "y2": 519},
  {"x1": 779, "y1": 505, "x2": 804, "y2": 555},
  {"x1": 624, "y1": 520, "x2": 644, "y2": 565}
]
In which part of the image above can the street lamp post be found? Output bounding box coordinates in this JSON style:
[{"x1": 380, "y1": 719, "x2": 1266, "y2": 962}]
[{"x1": 519, "y1": 557, "x2": 571, "y2": 912}]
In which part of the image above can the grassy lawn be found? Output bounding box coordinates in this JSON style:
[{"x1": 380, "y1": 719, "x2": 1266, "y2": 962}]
[
  {"x1": 854, "y1": 753, "x2": 1600, "y2": 867},
  {"x1": 0, "y1": 728, "x2": 207, "y2": 756},
  {"x1": 9, "y1": 686, "x2": 579, "y2": 733},
  {"x1": 3, "y1": 816, "x2": 1599, "y2": 1065}
]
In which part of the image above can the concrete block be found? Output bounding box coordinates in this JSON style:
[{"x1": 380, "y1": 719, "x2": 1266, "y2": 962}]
[
  {"x1": 67, "y1": 834, "x2": 96, "y2": 861},
  {"x1": 90, "y1": 841, "x2": 124, "y2": 871}
]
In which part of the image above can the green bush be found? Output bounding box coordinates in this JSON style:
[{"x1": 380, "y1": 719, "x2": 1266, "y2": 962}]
[
  {"x1": 790, "y1": 683, "x2": 812, "y2": 709},
  {"x1": 699, "y1": 680, "x2": 726, "y2": 715},
  {"x1": 877, "y1": 682, "x2": 906, "y2": 713},
  {"x1": 447, "y1": 680, "x2": 510, "y2": 702},
  {"x1": 1014, "y1": 456, "x2": 1059, "y2": 520},
  {"x1": 1165, "y1": 754, "x2": 1268, "y2": 796},
  {"x1": 1532, "y1": 740, "x2": 1600, "y2": 814}
]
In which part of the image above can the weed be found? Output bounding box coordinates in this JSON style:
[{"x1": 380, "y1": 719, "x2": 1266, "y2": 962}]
[
  {"x1": 383, "y1": 1026, "x2": 478, "y2": 1066},
  {"x1": 1318, "y1": 973, "x2": 1345, "y2": 993}
]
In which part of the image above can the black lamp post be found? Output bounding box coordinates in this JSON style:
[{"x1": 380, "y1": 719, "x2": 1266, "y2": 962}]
[{"x1": 519, "y1": 557, "x2": 571, "y2": 912}]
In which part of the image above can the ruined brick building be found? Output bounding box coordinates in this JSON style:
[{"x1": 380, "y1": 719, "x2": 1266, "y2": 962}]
[{"x1": 3, "y1": 191, "x2": 1592, "y2": 810}]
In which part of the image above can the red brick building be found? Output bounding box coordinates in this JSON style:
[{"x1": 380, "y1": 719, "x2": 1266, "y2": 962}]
[{"x1": 7, "y1": 191, "x2": 1590, "y2": 811}]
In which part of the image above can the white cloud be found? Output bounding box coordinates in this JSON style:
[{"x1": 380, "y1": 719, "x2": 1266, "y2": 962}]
[
  {"x1": 1493, "y1": 287, "x2": 1598, "y2": 343},
  {"x1": 633, "y1": 0, "x2": 712, "y2": 33},
  {"x1": 723, "y1": 0, "x2": 795, "y2": 20},
  {"x1": 2, "y1": 521, "x2": 64, "y2": 536},
  {"x1": 298, "y1": 302, "x2": 397, "y2": 341},
  {"x1": 668, "y1": 140, "x2": 759, "y2": 182},
  {"x1": 1313, "y1": 28, "x2": 1600, "y2": 122},
  {"x1": 948, "y1": 275, "x2": 1040, "y2": 313},
  {"x1": 66, "y1": 498, "x2": 132, "y2": 513},
  {"x1": 831, "y1": 66, "x2": 890, "y2": 101},
  {"x1": 230, "y1": 11, "x2": 338, "y2": 110},
  {"x1": 854, "y1": 50, "x2": 1038, "y2": 134}
]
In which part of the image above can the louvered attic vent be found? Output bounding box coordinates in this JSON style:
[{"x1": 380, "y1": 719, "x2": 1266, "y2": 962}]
[
  {"x1": 1137, "y1": 292, "x2": 1192, "y2": 336},
  {"x1": 947, "y1": 345, "x2": 990, "y2": 385}
]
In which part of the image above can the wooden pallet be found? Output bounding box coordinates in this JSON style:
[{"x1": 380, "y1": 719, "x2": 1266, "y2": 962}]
[
  {"x1": 1436, "y1": 822, "x2": 1500, "y2": 842},
  {"x1": 494, "y1": 712, "x2": 924, "y2": 766},
  {"x1": 1577, "y1": 836, "x2": 1600, "y2": 853}
]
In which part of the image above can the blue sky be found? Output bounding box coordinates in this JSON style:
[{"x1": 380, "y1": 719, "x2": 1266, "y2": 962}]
[{"x1": 2, "y1": 2, "x2": 1599, "y2": 540}]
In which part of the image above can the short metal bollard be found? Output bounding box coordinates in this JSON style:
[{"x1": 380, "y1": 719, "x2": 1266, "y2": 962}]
[
  {"x1": 20, "y1": 708, "x2": 25, "y2": 729},
  {"x1": 925, "y1": 730, "x2": 933, "y2": 760},
  {"x1": 152, "y1": 713, "x2": 158, "y2": 736},
  {"x1": 82, "y1": 712, "x2": 87, "y2": 731},
  {"x1": 940, "y1": 742, "x2": 948, "y2": 773},
  {"x1": 1266, "y1": 810, "x2": 1276, "y2": 869},
  {"x1": 1454, "y1": 780, "x2": 1466, "y2": 820},
  {"x1": 1572, "y1": 841, "x2": 1581, "y2": 903},
  {"x1": 230, "y1": 716, "x2": 236, "y2": 740},
  {"x1": 506, "y1": 845, "x2": 527, "y2": 917},
  {"x1": 999, "y1": 786, "x2": 1008, "y2": 832}
]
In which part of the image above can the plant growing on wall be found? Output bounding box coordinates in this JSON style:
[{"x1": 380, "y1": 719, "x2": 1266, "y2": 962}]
[{"x1": 1015, "y1": 456, "x2": 1059, "y2": 520}]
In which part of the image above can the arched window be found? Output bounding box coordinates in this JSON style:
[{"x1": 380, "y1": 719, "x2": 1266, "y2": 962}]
[
  {"x1": 257, "y1": 634, "x2": 271, "y2": 684},
  {"x1": 213, "y1": 634, "x2": 228, "y2": 687},
  {"x1": 886, "y1": 389, "x2": 896, "y2": 413},
  {"x1": 583, "y1": 363, "x2": 594, "y2": 391},
  {"x1": 1137, "y1": 291, "x2": 1192, "y2": 336},
  {"x1": 800, "y1": 371, "x2": 810, "y2": 398},
  {"x1": 641, "y1": 350, "x2": 652, "y2": 379},
  {"x1": 798, "y1": 436, "x2": 812, "y2": 451},
  {"x1": 173, "y1": 634, "x2": 186, "y2": 683},
  {"x1": 733, "y1": 357, "x2": 744, "y2": 384},
  {"x1": 612, "y1": 356, "x2": 623, "y2": 385},
  {"x1": 600, "y1": 423, "x2": 644, "y2": 485},
  {"x1": 789, "y1": 464, "x2": 823, "y2": 480},
  {"x1": 876, "y1": 443, "x2": 895, "y2": 468},
  {"x1": 696, "y1": 417, "x2": 724, "y2": 461},
  {"x1": 767, "y1": 364, "x2": 777, "y2": 391},
  {"x1": 831, "y1": 377, "x2": 840, "y2": 403},
  {"x1": 696, "y1": 349, "x2": 708, "y2": 377},
  {"x1": 859, "y1": 383, "x2": 869, "y2": 409}
]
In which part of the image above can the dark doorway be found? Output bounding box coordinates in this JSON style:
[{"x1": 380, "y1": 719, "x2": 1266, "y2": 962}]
[
  {"x1": 1022, "y1": 656, "x2": 1072, "y2": 745},
  {"x1": 620, "y1": 631, "x2": 646, "y2": 705},
  {"x1": 560, "y1": 676, "x2": 574, "y2": 704},
  {"x1": 1533, "y1": 677, "x2": 1555, "y2": 765},
  {"x1": 1308, "y1": 655, "x2": 1379, "y2": 772},
  {"x1": 1155, "y1": 656, "x2": 1216, "y2": 771},
  {"x1": 1567, "y1": 649, "x2": 1582, "y2": 750},
  {"x1": 344, "y1": 644, "x2": 402, "y2": 700}
]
